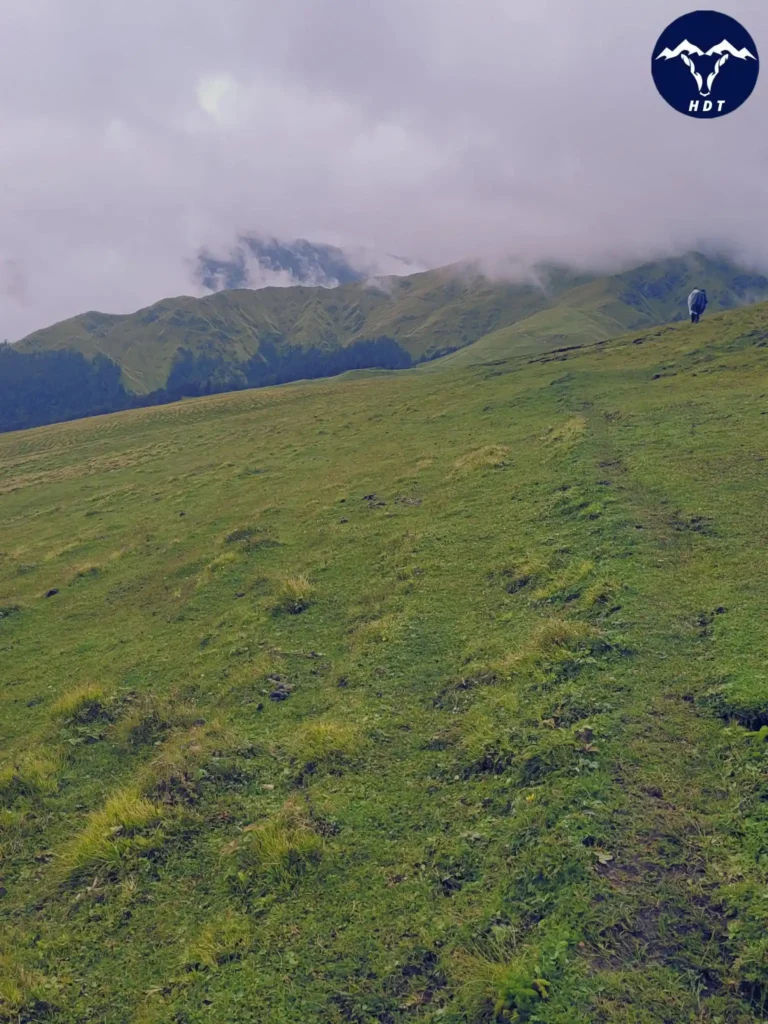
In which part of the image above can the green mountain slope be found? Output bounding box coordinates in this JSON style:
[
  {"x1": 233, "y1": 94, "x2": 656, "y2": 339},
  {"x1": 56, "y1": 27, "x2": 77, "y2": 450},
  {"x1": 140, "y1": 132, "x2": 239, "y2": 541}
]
[
  {"x1": 3, "y1": 301, "x2": 768, "y2": 1021},
  {"x1": 15, "y1": 264, "x2": 588, "y2": 394},
  {"x1": 442, "y1": 251, "x2": 768, "y2": 367},
  {"x1": 16, "y1": 252, "x2": 768, "y2": 394}
]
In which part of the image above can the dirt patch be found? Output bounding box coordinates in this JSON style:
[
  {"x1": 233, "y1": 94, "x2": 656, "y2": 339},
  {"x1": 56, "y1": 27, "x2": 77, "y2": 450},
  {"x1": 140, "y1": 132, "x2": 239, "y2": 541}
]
[
  {"x1": 268, "y1": 676, "x2": 294, "y2": 702},
  {"x1": 669, "y1": 512, "x2": 716, "y2": 536},
  {"x1": 696, "y1": 684, "x2": 768, "y2": 730},
  {"x1": 695, "y1": 607, "x2": 726, "y2": 638}
]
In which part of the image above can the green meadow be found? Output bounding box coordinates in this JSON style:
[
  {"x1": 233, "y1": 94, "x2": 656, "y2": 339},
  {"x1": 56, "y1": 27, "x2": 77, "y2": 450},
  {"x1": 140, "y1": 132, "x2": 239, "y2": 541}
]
[{"x1": 2, "y1": 303, "x2": 768, "y2": 1022}]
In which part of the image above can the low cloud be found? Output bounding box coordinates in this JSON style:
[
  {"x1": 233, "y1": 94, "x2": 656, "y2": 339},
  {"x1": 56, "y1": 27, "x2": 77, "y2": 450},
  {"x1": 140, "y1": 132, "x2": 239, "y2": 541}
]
[{"x1": 1, "y1": 0, "x2": 767, "y2": 339}]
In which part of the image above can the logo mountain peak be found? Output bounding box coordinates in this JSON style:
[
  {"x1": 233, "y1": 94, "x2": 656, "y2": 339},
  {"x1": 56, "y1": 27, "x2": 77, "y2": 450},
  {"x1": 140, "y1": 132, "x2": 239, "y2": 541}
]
[{"x1": 651, "y1": 11, "x2": 759, "y2": 117}]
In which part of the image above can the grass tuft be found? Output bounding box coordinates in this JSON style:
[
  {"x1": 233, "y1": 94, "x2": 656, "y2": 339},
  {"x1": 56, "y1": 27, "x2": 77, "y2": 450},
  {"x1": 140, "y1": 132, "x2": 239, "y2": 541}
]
[
  {"x1": 0, "y1": 946, "x2": 58, "y2": 1022},
  {"x1": 50, "y1": 683, "x2": 108, "y2": 723},
  {"x1": 454, "y1": 943, "x2": 550, "y2": 1023},
  {"x1": 581, "y1": 576, "x2": 620, "y2": 611},
  {"x1": 272, "y1": 574, "x2": 314, "y2": 614},
  {"x1": 225, "y1": 798, "x2": 324, "y2": 892},
  {"x1": 54, "y1": 787, "x2": 164, "y2": 886},
  {"x1": 288, "y1": 719, "x2": 367, "y2": 776},
  {"x1": 177, "y1": 910, "x2": 253, "y2": 971},
  {"x1": 140, "y1": 720, "x2": 246, "y2": 804},
  {"x1": 531, "y1": 559, "x2": 594, "y2": 603},
  {"x1": 0, "y1": 751, "x2": 62, "y2": 807},
  {"x1": 454, "y1": 444, "x2": 510, "y2": 472},
  {"x1": 495, "y1": 618, "x2": 598, "y2": 680},
  {"x1": 543, "y1": 415, "x2": 587, "y2": 448},
  {"x1": 499, "y1": 557, "x2": 549, "y2": 594},
  {"x1": 111, "y1": 693, "x2": 203, "y2": 748},
  {"x1": 204, "y1": 551, "x2": 239, "y2": 575},
  {"x1": 71, "y1": 563, "x2": 101, "y2": 580}
]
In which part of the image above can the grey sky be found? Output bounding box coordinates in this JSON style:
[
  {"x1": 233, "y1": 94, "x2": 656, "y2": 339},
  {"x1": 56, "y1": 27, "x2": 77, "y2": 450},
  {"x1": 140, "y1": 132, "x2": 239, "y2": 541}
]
[{"x1": 1, "y1": 0, "x2": 767, "y2": 340}]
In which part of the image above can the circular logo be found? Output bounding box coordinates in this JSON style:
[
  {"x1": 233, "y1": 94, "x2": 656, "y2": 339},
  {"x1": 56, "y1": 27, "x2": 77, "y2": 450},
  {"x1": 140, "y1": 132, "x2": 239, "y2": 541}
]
[{"x1": 652, "y1": 10, "x2": 759, "y2": 118}]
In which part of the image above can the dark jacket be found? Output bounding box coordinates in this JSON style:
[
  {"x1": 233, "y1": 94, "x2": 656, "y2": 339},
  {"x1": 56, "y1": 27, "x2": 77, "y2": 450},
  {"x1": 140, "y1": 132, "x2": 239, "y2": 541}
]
[{"x1": 688, "y1": 289, "x2": 708, "y2": 315}]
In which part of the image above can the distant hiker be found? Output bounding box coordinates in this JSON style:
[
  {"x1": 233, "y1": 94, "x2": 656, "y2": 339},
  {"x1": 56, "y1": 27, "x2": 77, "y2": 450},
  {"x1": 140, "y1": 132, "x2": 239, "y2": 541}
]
[{"x1": 688, "y1": 288, "x2": 708, "y2": 323}]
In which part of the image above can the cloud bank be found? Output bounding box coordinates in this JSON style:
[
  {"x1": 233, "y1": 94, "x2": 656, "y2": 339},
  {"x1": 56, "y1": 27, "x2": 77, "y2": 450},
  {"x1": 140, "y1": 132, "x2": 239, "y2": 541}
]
[{"x1": 1, "y1": 0, "x2": 767, "y2": 339}]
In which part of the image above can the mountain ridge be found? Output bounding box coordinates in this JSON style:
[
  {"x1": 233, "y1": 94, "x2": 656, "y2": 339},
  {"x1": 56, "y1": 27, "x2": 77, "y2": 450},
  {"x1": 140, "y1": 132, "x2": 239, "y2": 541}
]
[
  {"x1": 16, "y1": 251, "x2": 768, "y2": 394},
  {"x1": 14, "y1": 261, "x2": 590, "y2": 392},
  {"x1": 6, "y1": 250, "x2": 768, "y2": 435}
]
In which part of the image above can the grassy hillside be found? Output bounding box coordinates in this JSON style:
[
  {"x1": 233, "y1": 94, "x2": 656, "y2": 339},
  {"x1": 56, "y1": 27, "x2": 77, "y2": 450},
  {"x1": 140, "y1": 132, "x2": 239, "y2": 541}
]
[
  {"x1": 15, "y1": 264, "x2": 583, "y2": 394},
  {"x1": 442, "y1": 252, "x2": 768, "y2": 368},
  {"x1": 16, "y1": 252, "x2": 768, "y2": 394},
  {"x1": 3, "y1": 302, "x2": 768, "y2": 1021}
]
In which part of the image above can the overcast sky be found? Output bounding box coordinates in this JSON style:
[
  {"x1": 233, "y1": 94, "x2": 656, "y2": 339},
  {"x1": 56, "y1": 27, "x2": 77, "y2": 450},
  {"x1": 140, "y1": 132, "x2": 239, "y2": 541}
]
[{"x1": 2, "y1": 0, "x2": 768, "y2": 340}]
